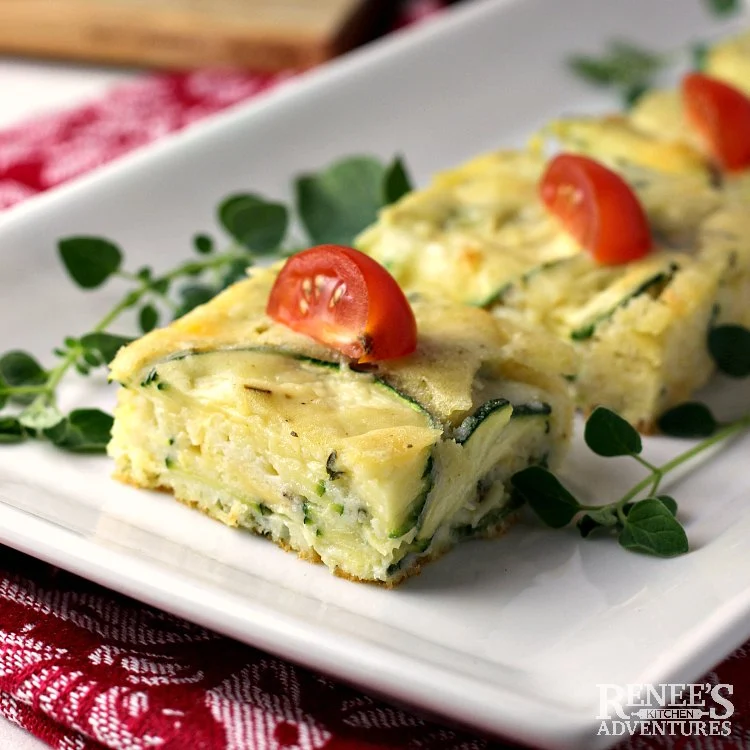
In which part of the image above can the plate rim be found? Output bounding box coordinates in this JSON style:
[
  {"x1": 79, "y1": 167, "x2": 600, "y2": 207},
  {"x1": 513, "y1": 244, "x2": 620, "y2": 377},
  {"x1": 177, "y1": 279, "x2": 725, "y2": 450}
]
[{"x1": 0, "y1": 500, "x2": 596, "y2": 750}]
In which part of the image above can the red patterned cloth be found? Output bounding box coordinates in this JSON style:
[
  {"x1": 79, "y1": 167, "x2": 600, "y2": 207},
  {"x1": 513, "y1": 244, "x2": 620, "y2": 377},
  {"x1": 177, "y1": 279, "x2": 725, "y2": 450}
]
[
  {"x1": 1, "y1": 546, "x2": 748, "y2": 750},
  {"x1": 0, "y1": 1, "x2": 748, "y2": 748},
  {"x1": 0, "y1": 547, "x2": 506, "y2": 750}
]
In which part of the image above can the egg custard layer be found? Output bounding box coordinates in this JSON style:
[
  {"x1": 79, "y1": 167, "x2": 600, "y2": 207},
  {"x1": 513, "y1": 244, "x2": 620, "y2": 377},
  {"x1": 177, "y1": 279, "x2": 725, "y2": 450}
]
[
  {"x1": 108, "y1": 266, "x2": 573, "y2": 585},
  {"x1": 358, "y1": 143, "x2": 750, "y2": 431}
]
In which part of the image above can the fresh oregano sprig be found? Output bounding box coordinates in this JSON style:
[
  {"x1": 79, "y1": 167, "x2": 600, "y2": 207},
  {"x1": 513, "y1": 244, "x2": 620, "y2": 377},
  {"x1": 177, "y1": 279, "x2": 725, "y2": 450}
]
[
  {"x1": 511, "y1": 406, "x2": 750, "y2": 558},
  {"x1": 512, "y1": 322, "x2": 750, "y2": 558},
  {"x1": 296, "y1": 155, "x2": 412, "y2": 246},
  {"x1": 0, "y1": 154, "x2": 413, "y2": 453},
  {"x1": 568, "y1": 40, "x2": 667, "y2": 108},
  {"x1": 0, "y1": 242, "x2": 257, "y2": 447},
  {"x1": 512, "y1": 408, "x2": 689, "y2": 557},
  {"x1": 568, "y1": 0, "x2": 742, "y2": 107},
  {"x1": 705, "y1": 0, "x2": 741, "y2": 16}
]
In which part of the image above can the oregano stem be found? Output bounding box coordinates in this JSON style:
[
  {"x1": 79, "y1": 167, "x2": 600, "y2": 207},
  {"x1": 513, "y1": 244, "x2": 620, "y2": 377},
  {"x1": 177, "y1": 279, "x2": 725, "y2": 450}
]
[
  {"x1": 577, "y1": 413, "x2": 750, "y2": 515},
  {"x1": 617, "y1": 414, "x2": 750, "y2": 506},
  {"x1": 116, "y1": 270, "x2": 142, "y2": 283},
  {"x1": 650, "y1": 472, "x2": 663, "y2": 497},
  {"x1": 0, "y1": 385, "x2": 49, "y2": 396},
  {"x1": 630, "y1": 454, "x2": 664, "y2": 495},
  {"x1": 42, "y1": 250, "x2": 252, "y2": 396},
  {"x1": 631, "y1": 454, "x2": 660, "y2": 473}
]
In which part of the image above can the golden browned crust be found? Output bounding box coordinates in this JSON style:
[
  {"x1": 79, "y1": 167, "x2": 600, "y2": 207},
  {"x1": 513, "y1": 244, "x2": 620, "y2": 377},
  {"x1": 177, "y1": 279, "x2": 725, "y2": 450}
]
[
  {"x1": 636, "y1": 420, "x2": 658, "y2": 436},
  {"x1": 112, "y1": 470, "x2": 520, "y2": 587},
  {"x1": 113, "y1": 469, "x2": 327, "y2": 563}
]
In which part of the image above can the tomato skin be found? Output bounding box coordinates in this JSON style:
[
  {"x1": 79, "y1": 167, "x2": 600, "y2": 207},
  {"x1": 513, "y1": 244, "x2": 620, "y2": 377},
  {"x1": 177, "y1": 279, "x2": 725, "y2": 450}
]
[
  {"x1": 266, "y1": 245, "x2": 417, "y2": 362},
  {"x1": 682, "y1": 72, "x2": 750, "y2": 172},
  {"x1": 539, "y1": 153, "x2": 652, "y2": 265}
]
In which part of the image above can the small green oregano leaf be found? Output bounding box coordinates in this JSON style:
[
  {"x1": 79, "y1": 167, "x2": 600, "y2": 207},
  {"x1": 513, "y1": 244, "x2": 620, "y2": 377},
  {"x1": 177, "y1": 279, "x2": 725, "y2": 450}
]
[
  {"x1": 0, "y1": 351, "x2": 46, "y2": 405},
  {"x1": 703, "y1": 0, "x2": 740, "y2": 16},
  {"x1": 79, "y1": 333, "x2": 134, "y2": 365},
  {"x1": 708, "y1": 324, "x2": 750, "y2": 377},
  {"x1": 585, "y1": 406, "x2": 643, "y2": 457},
  {"x1": 618, "y1": 498, "x2": 689, "y2": 557},
  {"x1": 656, "y1": 495, "x2": 678, "y2": 516},
  {"x1": 658, "y1": 402, "x2": 717, "y2": 438},
  {"x1": 622, "y1": 497, "x2": 678, "y2": 518},
  {"x1": 568, "y1": 56, "x2": 618, "y2": 85},
  {"x1": 43, "y1": 409, "x2": 113, "y2": 453},
  {"x1": 568, "y1": 42, "x2": 663, "y2": 88},
  {"x1": 218, "y1": 194, "x2": 288, "y2": 254},
  {"x1": 0, "y1": 350, "x2": 45, "y2": 385},
  {"x1": 193, "y1": 234, "x2": 214, "y2": 255},
  {"x1": 139, "y1": 304, "x2": 159, "y2": 334},
  {"x1": 511, "y1": 466, "x2": 581, "y2": 528},
  {"x1": 383, "y1": 156, "x2": 413, "y2": 205},
  {"x1": 0, "y1": 417, "x2": 25, "y2": 444},
  {"x1": 296, "y1": 156, "x2": 386, "y2": 246},
  {"x1": 58, "y1": 237, "x2": 123, "y2": 289},
  {"x1": 219, "y1": 194, "x2": 262, "y2": 225}
]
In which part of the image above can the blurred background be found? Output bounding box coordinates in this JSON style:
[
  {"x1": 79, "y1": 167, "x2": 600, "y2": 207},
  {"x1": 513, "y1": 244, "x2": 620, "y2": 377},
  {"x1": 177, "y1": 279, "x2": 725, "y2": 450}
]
[
  {"x1": 0, "y1": 0, "x2": 459, "y2": 208},
  {"x1": 0, "y1": 0, "x2": 461, "y2": 73}
]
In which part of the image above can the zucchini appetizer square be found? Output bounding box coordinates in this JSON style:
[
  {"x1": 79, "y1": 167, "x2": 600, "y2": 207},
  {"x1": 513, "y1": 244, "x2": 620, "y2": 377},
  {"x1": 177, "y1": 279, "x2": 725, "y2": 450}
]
[
  {"x1": 536, "y1": 115, "x2": 723, "y2": 241},
  {"x1": 108, "y1": 265, "x2": 573, "y2": 586},
  {"x1": 626, "y1": 78, "x2": 750, "y2": 200},
  {"x1": 356, "y1": 146, "x2": 746, "y2": 430},
  {"x1": 578, "y1": 31, "x2": 750, "y2": 195},
  {"x1": 545, "y1": 84, "x2": 750, "y2": 332}
]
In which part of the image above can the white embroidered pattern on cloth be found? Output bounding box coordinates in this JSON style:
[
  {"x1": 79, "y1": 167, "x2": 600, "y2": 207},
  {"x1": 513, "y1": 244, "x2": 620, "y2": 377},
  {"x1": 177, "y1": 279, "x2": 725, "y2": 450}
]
[
  {"x1": 0, "y1": 70, "x2": 289, "y2": 211},
  {"x1": 0, "y1": 555, "x2": 748, "y2": 750},
  {"x1": 0, "y1": 555, "x2": 500, "y2": 750}
]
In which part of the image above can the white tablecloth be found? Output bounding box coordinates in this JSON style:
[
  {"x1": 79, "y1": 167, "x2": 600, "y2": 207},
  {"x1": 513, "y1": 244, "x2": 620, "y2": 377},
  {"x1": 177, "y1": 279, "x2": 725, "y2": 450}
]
[{"x1": 0, "y1": 55, "x2": 136, "y2": 750}]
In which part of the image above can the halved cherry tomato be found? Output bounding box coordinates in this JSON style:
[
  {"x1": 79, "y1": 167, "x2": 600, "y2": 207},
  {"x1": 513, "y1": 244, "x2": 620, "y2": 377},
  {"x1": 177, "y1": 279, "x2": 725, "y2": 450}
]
[
  {"x1": 539, "y1": 153, "x2": 652, "y2": 265},
  {"x1": 266, "y1": 245, "x2": 417, "y2": 362},
  {"x1": 682, "y1": 72, "x2": 750, "y2": 172}
]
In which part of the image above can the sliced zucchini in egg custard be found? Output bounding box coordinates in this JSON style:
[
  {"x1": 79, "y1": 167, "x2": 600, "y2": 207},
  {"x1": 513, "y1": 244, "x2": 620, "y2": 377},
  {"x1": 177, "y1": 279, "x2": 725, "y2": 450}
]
[
  {"x1": 108, "y1": 266, "x2": 573, "y2": 585},
  {"x1": 357, "y1": 139, "x2": 742, "y2": 431}
]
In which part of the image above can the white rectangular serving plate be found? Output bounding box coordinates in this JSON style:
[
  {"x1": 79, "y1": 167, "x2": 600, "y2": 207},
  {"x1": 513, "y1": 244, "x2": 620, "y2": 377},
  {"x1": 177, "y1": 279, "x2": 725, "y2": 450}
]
[{"x1": 1, "y1": 1, "x2": 750, "y2": 747}]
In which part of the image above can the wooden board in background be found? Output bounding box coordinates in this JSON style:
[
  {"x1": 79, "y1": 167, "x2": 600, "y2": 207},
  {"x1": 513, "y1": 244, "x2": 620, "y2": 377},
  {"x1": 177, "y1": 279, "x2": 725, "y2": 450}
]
[{"x1": 0, "y1": 0, "x2": 387, "y2": 71}]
